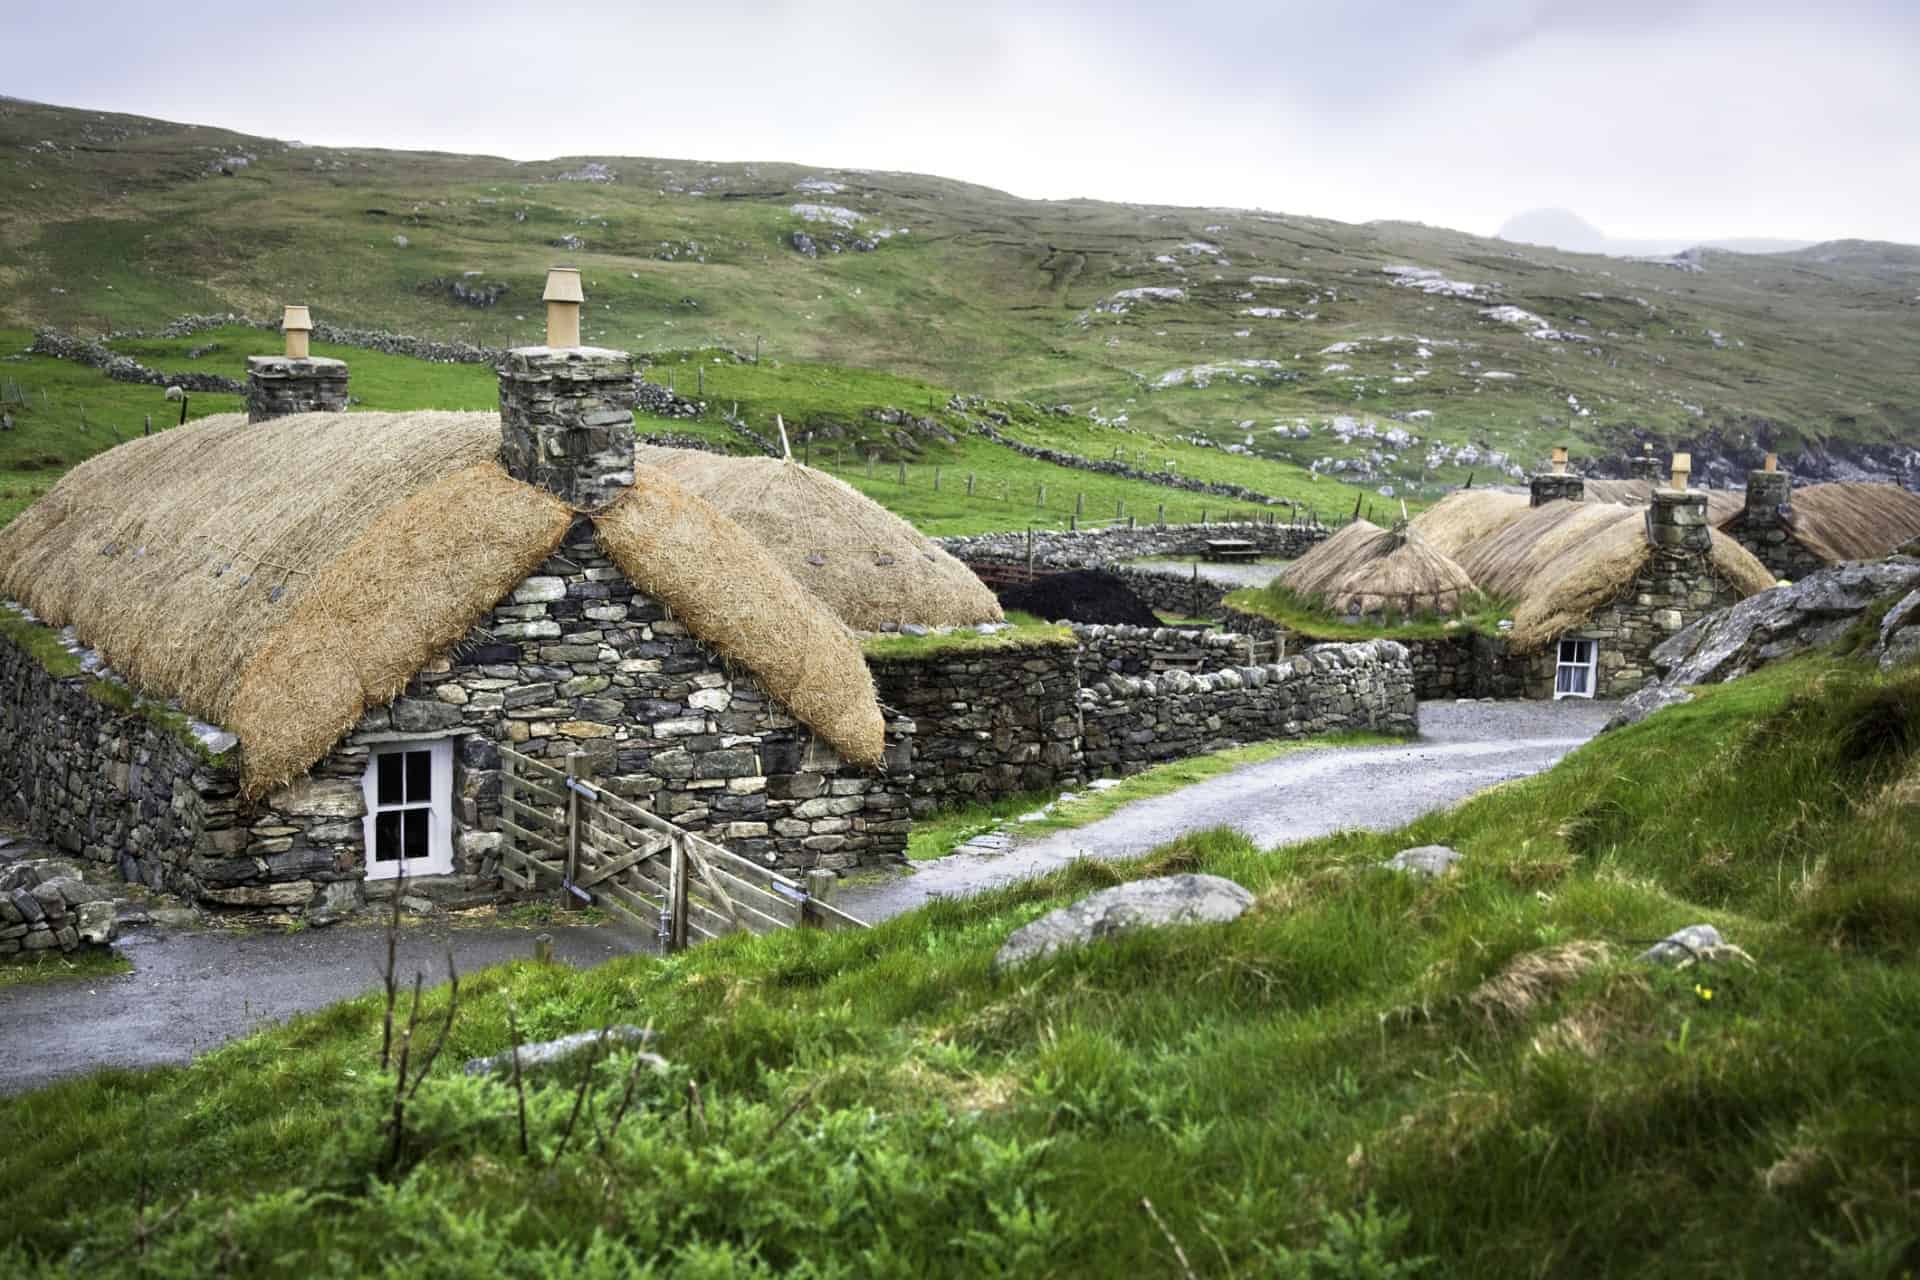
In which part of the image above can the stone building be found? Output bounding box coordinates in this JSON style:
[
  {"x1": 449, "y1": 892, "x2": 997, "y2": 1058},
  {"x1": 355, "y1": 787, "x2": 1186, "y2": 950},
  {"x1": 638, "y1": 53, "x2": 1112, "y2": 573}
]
[
  {"x1": 1715, "y1": 461, "x2": 1920, "y2": 582},
  {"x1": 0, "y1": 278, "x2": 910, "y2": 918}
]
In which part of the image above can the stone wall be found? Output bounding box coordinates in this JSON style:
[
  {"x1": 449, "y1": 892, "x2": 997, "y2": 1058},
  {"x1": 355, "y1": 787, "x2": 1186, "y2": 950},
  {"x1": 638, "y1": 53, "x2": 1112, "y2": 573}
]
[
  {"x1": 867, "y1": 639, "x2": 1083, "y2": 816},
  {"x1": 1, "y1": 859, "x2": 117, "y2": 956},
  {"x1": 1107, "y1": 567, "x2": 1231, "y2": 619},
  {"x1": 29, "y1": 329, "x2": 244, "y2": 394},
  {"x1": 1081, "y1": 642, "x2": 1417, "y2": 775},
  {"x1": 940, "y1": 521, "x2": 1326, "y2": 571},
  {"x1": 867, "y1": 627, "x2": 1415, "y2": 812},
  {"x1": 1719, "y1": 473, "x2": 1823, "y2": 582},
  {"x1": 245, "y1": 356, "x2": 350, "y2": 423}
]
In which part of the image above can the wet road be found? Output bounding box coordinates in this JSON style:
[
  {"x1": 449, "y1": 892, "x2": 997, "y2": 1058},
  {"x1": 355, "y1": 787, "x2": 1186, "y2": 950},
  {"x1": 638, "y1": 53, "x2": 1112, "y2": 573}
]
[
  {"x1": 838, "y1": 699, "x2": 1615, "y2": 923},
  {"x1": 0, "y1": 917, "x2": 650, "y2": 1095}
]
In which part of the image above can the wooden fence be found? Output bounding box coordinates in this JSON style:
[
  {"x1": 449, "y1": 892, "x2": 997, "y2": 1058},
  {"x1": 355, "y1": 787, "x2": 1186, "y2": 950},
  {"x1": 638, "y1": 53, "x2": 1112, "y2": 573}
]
[{"x1": 497, "y1": 745, "x2": 865, "y2": 949}]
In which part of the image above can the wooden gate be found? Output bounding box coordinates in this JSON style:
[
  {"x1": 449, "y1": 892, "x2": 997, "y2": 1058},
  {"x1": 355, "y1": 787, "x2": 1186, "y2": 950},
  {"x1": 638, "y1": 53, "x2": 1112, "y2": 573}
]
[{"x1": 495, "y1": 745, "x2": 866, "y2": 948}]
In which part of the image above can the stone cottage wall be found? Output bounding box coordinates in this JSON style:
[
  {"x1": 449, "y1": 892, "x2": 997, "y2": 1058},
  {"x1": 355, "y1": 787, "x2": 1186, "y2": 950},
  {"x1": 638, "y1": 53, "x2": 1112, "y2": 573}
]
[
  {"x1": 1518, "y1": 553, "x2": 1752, "y2": 699},
  {"x1": 1719, "y1": 511, "x2": 1824, "y2": 583},
  {"x1": 1218, "y1": 605, "x2": 1506, "y2": 700},
  {"x1": 1080, "y1": 642, "x2": 1417, "y2": 775},
  {"x1": 939, "y1": 521, "x2": 1325, "y2": 571}
]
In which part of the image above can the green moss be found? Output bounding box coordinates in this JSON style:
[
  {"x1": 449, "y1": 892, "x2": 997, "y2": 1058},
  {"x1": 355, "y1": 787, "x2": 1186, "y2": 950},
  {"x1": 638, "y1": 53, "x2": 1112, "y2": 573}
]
[
  {"x1": 1224, "y1": 584, "x2": 1512, "y2": 642},
  {"x1": 860, "y1": 619, "x2": 1075, "y2": 660},
  {"x1": 0, "y1": 609, "x2": 232, "y2": 768}
]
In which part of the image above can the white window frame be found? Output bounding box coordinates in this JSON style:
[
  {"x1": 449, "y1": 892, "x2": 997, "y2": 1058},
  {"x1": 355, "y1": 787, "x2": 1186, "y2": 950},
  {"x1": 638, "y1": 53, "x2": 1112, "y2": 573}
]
[
  {"x1": 1554, "y1": 639, "x2": 1598, "y2": 700},
  {"x1": 361, "y1": 739, "x2": 455, "y2": 880}
]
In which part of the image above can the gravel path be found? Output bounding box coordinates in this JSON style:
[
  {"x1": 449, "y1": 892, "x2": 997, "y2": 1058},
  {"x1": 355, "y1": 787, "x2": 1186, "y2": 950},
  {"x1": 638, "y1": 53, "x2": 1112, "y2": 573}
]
[
  {"x1": 0, "y1": 916, "x2": 651, "y2": 1095},
  {"x1": 837, "y1": 699, "x2": 1614, "y2": 923}
]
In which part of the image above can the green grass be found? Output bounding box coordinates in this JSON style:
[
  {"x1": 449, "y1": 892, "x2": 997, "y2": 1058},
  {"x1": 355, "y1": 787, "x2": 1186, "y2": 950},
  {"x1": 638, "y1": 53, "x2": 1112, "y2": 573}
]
[
  {"x1": 905, "y1": 731, "x2": 1402, "y2": 860},
  {"x1": 0, "y1": 606, "x2": 81, "y2": 677},
  {"x1": 1224, "y1": 583, "x2": 1513, "y2": 641},
  {"x1": 0, "y1": 947, "x2": 130, "y2": 989},
  {"x1": 860, "y1": 620, "x2": 1074, "y2": 661},
  {"x1": 7, "y1": 655, "x2": 1917, "y2": 1274}
]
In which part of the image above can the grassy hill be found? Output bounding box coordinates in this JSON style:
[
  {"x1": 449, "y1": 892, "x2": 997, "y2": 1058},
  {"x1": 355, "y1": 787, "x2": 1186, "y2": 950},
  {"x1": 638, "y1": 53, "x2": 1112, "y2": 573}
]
[
  {"x1": 5, "y1": 95, "x2": 1918, "y2": 506},
  {"x1": 3, "y1": 653, "x2": 1917, "y2": 1275}
]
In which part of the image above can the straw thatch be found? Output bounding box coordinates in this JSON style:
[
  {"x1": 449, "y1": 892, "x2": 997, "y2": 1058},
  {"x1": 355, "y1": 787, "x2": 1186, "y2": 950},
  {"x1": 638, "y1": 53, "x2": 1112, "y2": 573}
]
[
  {"x1": 1733, "y1": 482, "x2": 1920, "y2": 564},
  {"x1": 596, "y1": 475, "x2": 885, "y2": 767},
  {"x1": 1408, "y1": 490, "x2": 1531, "y2": 561},
  {"x1": 1584, "y1": 477, "x2": 1743, "y2": 523},
  {"x1": 1457, "y1": 500, "x2": 1775, "y2": 653},
  {"x1": 0, "y1": 411, "x2": 886, "y2": 790},
  {"x1": 1279, "y1": 520, "x2": 1477, "y2": 616},
  {"x1": 632, "y1": 445, "x2": 1002, "y2": 630}
]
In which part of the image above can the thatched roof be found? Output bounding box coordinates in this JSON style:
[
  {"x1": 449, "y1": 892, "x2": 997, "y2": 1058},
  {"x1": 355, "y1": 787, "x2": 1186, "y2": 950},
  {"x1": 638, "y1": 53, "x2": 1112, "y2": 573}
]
[
  {"x1": 1408, "y1": 490, "x2": 1531, "y2": 561},
  {"x1": 1724, "y1": 482, "x2": 1920, "y2": 564},
  {"x1": 1458, "y1": 500, "x2": 1775, "y2": 653},
  {"x1": 1583, "y1": 477, "x2": 1743, "y2": 523},
  {"x1": 632, "y1": 445, "x2": 1002, "y2": 630},
  {"x1": 1279, "y1": 520, "x2": 1477, "y2": 616},
  {"x1": 0, "y1": 412, "x2": 884, "y2": 792}
]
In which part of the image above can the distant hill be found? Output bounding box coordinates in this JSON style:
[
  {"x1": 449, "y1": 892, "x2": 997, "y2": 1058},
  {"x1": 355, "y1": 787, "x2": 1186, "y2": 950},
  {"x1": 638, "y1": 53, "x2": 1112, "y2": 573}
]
[
  {"x1": 2, "y1": 95, "x2": 1916, "y2": 494},
  {"x1": 1497, "y1": 207, "x2": 1816, "y2": 259}
]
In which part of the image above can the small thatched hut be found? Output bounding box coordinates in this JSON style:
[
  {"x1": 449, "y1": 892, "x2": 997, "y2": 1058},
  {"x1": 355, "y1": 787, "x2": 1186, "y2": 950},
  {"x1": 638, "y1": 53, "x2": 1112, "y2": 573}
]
[
  {"x1": 1458, "y1": 494, "x2": 1774, "y2": 697},
  {"x1": 633, "y1": 445, "x2": 1002, "y2": 630},
  {"x1": 0, "y1": 345, "x2": 912, "y2": 918},
  {"x1": 1278, "y1": 520, "x2": 1477, "y2": 618},
  {"x1": 1718, "y1": 471, "x2": 1920, "y2": 581}
]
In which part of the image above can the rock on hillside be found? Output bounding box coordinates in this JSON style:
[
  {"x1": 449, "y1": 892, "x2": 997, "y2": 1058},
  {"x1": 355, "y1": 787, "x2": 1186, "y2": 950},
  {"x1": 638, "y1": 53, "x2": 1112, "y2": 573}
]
[
  {"x1": 1606, "y1": 557, "x2": 1920, "y2": 729},
  {"x1": 993, "y1": 874, "x2": 1253, "y2": 971}
]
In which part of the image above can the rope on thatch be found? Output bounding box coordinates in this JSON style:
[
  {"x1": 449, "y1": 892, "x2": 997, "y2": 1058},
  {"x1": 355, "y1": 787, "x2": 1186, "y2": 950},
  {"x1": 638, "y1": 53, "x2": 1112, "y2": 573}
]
[{"x1": 633, "y1": 444, "x2": 1003, "y2": 630}]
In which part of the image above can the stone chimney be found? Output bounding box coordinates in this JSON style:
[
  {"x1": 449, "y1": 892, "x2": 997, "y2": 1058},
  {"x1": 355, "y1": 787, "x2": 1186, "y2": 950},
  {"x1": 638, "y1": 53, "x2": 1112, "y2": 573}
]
[
  {"x1": 246, "y1": 305, "x2": 349, "y2": 423},
  {"x1": 498, "y1": 266, "x2": 637, "y2": 509},
  {"x1": 1647, "y1": 455, "x2": 1710, "y2": 556},
  {"x1": 1529, "y1": 446, "x2": 1584, "y2": 507},
  {"x1": 1626, "y1": 442, "x2": 1661, "y2": 482},
  {"x1": 1744, "y1": 452, "x2": 1792, "y2": 525}
]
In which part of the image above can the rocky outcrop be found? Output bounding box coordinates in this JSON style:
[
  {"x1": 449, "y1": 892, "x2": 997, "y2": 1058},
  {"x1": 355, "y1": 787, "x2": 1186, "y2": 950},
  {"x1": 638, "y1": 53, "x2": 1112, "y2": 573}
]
[
  {"x1": 1652, "y1": 558, "x2": 1920, "y2": 687},
  {"x1": 993, "y1": 874, "x2": 1253, "y2": 971},
  {"x1": 1605, "y1": 557, "x2": 1920, "y2": 729}
]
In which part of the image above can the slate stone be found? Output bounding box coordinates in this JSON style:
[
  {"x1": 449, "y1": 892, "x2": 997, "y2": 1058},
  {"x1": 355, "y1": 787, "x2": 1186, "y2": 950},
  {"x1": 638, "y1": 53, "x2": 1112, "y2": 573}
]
[
  {"x1": 993, "y1": 874, "x2": 1254, "y2": 972},
  {"x1": 1383, "y1": 845, "x2": 1461, "y2": 878},
  {"x1": 1638, "y1": 923, "x2": 1725, "y2": 965},
  {"x1": 464, "y1": 1025, "x2": 662, "y2": 1078}
]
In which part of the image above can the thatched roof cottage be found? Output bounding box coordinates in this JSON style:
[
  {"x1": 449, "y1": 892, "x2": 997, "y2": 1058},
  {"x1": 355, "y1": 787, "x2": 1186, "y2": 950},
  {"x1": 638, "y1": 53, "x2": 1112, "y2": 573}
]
[
  {"x1": 1717, "y1": 459, "x2": 1920, "y2": 581},
  {"x1": 0, "y1": 283, "x2": 912, "y2": 917}
]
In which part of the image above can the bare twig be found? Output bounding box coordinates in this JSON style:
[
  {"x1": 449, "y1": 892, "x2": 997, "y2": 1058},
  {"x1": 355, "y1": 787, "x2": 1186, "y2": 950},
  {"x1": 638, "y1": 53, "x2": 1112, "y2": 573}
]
[
  {"x1": 549, "y1": 1028, "x2": 611, "y2": 1169},
  {"x1": 600, "y1": 1024, "x2": 658, "y2": 1154},
  {"x1": 1141, "y1": 1197, "x2": 1198, "y2": 1280},
  {"x1": 379, "y1": 872, "x2": 405, "y2": 1069},
  {"x1": 507, "y1": 1001, "x2": 529, "y2": 1158},
  {"x1": 404, "y1": 948, "x2": 460, "y2": 1104},
  {"x1": 383, "y1": 972, "x2": 424, "y2": 1175},
  {"x1": 760, "y1": 1080, "x2": 819, "y2": 1150}
]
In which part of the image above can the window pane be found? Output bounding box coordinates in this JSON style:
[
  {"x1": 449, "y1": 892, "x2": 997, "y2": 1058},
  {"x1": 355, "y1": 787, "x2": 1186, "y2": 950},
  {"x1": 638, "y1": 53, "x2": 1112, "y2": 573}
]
[
  {"x1": 405, "y1": 750, "x2": 431, "y2": 804},
  {"x1": 1555, "y1": 667, "x2": 1573, "y2": 694},
  {"x1": 373, "y1": 811, "x2": 401, "y2": 862},
  {"x1": 403, "y1": 809, "x2": 430, "y2": 862},
  {"x1": 377, "y1": 753, "x2": 403, "y2": 806}
]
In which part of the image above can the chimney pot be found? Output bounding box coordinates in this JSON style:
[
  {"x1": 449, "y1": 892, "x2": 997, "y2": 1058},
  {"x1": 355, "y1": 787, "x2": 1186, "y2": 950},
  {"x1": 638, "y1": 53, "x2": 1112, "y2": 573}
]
[
  {"x1": 1669, "y1": 452, "x2": 1692, "y2": 490},
  {"x1": 1763, "y1": 452, "x2": 1778, "y2": 472},
  {"x1": 1551, "y1": 445, "x2": 1568, "y2": 475},
  {"x1": 282, "y1": 304, "x2": 313, "y2": 359},
  {"x1": 543, "y1": 266, "x2": 584, "y2": 348}
]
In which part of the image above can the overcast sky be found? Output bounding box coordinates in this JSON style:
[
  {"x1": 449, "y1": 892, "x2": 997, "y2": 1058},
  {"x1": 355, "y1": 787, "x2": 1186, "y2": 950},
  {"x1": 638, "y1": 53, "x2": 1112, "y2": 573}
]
[{"x1": 10, "y1": 0, "x2": 1918, "y2": 244}]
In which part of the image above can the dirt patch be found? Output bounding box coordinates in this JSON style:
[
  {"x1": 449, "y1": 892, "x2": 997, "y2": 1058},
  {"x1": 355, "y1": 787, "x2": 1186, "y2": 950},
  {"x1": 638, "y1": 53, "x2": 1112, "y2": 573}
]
[{"x1": 1000, "y1": 569, "x2": 1160, "y2": 626}]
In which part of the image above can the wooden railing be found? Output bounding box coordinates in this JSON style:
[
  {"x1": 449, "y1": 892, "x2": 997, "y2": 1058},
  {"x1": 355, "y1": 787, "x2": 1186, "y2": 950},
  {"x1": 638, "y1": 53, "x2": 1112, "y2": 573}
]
[{"x1": 497, "y1": 745, "x2": 865, "y2": 949}]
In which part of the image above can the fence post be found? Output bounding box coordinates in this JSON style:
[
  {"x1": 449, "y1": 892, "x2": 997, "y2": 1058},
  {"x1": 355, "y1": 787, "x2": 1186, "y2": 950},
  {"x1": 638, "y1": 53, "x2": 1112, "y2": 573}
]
[
  {"x1": 966, "y1": 472, "x2": 975, "y2": 497},
  {"x1": 669, "y1": 834, "x2": 689, "y2": 950},
  {"x1": 1075, "y1": 492, "x2": 1084, "y2": 516},
  {"x1": 563, "y1": 751, "x2": 585, "y2": 912},
  {"x1": 1069, "y1": 514, "x2": 1078, "y2": 531},
  {"x1": 933, "y1": 466, "x2": 941, "y2": 491},
  {"x1": 897, "y1": 460, "x2": 907, "y2": 486},
  {"x1": 1201, "y1": 508, "x2": 1208, "y2": 526},
  {"x1": 866, "y1": 453, "x2": 875, "y2": 480},
  {"x1": 802, "y1": 869, "x2": 836, "y2": 929},
  {"x1": 1157, "y1": 502, "x2": 1165, "y2": 525},
  {"x1": 1128, "y1": 515, "x2": 1136, "y2": 530},
  {"x1": 1026, "y1": 527, "x2": 1035, "y2": 580},
  {"x1": 1115, "y1": 497, "x2": 1123, "y2": 519},
  {"x1": 1037, "y1": 482, "x2": 1046, "y2": 508}
]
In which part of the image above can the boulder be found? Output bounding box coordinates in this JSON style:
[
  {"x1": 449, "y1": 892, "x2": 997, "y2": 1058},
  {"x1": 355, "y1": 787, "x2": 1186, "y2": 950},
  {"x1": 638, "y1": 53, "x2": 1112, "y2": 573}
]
[
  {"x1": 1382, "y1": 845, "x2": 1461, "y2": 878},
  {"x1": 74, "y1": 900, "x2": 117, "y2": 945},
  {"x1": 993, "y1": 874, "x2": 1253, "y2": 972},
  {"x1": 1638, "y1": 924, "x2": 1724, "y2": 965},
  {"x1": 1652, "y1": 561, "x2": 1920, "y2": 688},
  {"x1": 1602, "y1": 683, "x2": 1696, "y2": 732},
  {"x1": 1878, "y1": 589, "x2": 1920, "y2": 673},
  {"x1": 464, "y1": 1025, "x2": 662, "y2": 1078}
]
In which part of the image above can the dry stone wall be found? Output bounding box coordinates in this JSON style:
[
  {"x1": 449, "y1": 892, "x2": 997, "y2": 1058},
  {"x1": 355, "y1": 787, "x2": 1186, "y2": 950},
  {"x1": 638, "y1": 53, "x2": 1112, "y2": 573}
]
[
  {"x1": 941, "y1": 522, "x2": 1326, "y2": 570},
  {"x1": 1081, "y1": 642, "x2": 1417, "y2": 775},
  {"x1": 1219, "y1": 606, "x2": 1528, "y2": 700}
]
